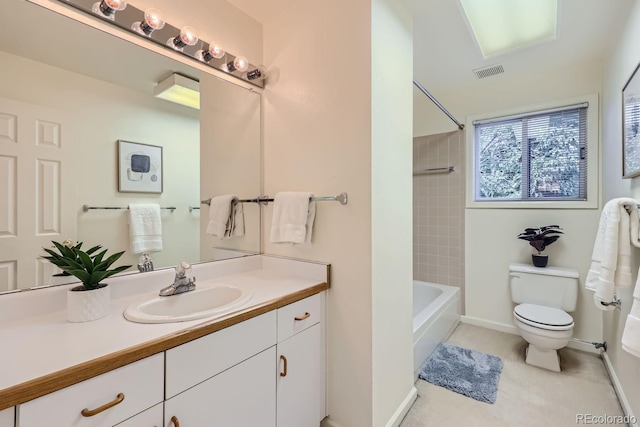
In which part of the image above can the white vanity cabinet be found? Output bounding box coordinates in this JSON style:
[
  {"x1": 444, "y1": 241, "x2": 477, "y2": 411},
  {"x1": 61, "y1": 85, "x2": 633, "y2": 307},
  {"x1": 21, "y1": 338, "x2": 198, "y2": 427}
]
[
  {"x1": 114, "y1": 403, "x2": 163, "y2": 426},
  {"x1": 276, "y1": 293, "x2": 326, "y2": 427},
  {"x1": 165, "y1": 347, "x2": 276, "y2": 426},
  {"x1": 163, "y1": 293, "x2": 326, "y2": 427},
  {"x1": 164, "y1": 311, "x2": 278, "y2": 426},
  {"x1": 16, "y1": 353, "x2": 164, "y2": 427},
  {"x1": 0, "y1": 407, "x2": 13, "y2": 427}
]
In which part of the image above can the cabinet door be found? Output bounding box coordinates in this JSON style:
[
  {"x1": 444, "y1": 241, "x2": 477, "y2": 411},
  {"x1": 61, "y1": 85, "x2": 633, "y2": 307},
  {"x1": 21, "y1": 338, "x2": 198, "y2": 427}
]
[
  {"x1": 0, "y1": 407, "x2": 13, "y2": 427},
  {"x1": 17, "y1": 354, "x2": 164, "y2": 427},
  {"x1": 165, "y1": 347, "x2": 276, "y2": 427},
  {"x1": 115, "y1": 403, "x2": 163, "y2": 427},
  {"x1": 277, "y1": 323, "x2": 324, "y2": 427}
]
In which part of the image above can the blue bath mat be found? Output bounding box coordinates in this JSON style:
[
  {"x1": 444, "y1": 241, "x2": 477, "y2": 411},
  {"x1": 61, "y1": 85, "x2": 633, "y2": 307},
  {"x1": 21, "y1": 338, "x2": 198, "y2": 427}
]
[{"x1": 418, "y1": 343, "x2": 503, "y2": 404}]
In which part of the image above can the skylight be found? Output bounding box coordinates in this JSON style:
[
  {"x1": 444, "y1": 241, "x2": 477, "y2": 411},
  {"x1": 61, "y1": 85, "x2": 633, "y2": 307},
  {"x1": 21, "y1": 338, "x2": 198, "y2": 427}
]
[{"x1": 459, "y1": 0, "x2": 558, "y2": 58}]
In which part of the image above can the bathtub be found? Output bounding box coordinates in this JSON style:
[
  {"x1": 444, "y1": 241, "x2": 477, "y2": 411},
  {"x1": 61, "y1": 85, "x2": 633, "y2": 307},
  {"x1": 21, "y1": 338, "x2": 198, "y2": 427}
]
[{"x1": 413, "y1": 281, "x2": 461, "y2": 380}]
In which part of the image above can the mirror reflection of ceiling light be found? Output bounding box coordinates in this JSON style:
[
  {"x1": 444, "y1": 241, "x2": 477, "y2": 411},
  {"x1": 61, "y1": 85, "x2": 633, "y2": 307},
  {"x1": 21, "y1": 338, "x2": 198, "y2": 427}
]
[
  {"x1": 132, "y1": 8, "x2": 165, "y2": 36},
  {"x1": 459, "y1": 0, "x2": 558, "y2": 58},
  {"x1": 153, "y1": 73, "x2": 200, "y2": 110},
  {"x1": 92, "y1": 0, "x2": 127, "y2": 20}
]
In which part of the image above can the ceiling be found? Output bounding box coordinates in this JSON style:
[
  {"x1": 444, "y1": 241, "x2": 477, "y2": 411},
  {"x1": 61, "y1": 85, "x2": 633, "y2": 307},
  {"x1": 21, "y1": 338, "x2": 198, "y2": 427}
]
[{"x1": 226, "y1": 0, "x2": 635, "y2": 132}]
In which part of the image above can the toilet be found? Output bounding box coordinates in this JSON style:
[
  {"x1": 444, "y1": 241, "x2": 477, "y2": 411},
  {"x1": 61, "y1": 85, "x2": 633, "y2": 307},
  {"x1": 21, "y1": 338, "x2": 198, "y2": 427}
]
[{"x1": 509, "y1": 263, "x2": 579, "y2": 372}]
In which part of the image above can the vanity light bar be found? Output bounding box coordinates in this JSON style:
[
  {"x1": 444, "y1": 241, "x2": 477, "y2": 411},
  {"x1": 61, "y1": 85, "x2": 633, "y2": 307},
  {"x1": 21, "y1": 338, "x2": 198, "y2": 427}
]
[{"x1": 49, "y1": 0, "x2": 265, "y2": 88}]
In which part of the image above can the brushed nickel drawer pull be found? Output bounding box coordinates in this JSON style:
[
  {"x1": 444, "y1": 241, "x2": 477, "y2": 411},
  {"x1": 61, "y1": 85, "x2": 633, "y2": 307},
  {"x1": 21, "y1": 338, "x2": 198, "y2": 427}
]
[
  {"x1": 294, "y1": 312, "x2": 311, "y2": 321},
  {"x1": 171, "y1": 415, "x2": 181, "y2": 427},
  {"x1": 280, "y1": 355, "x2": 288, "y2": 377},
  {"x1": 81, "y1": 393, "x2": 125, "y2": 417}
]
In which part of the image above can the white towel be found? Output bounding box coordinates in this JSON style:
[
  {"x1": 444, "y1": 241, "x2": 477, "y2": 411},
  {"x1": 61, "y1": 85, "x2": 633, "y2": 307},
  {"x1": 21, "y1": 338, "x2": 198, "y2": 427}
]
[
  {"x1": 205, "y1": 195, "x2": 245, "y2": 239},
  {"x1": 269, "y1": 192, "x2": 316, "y2": 244},
  {"x1": 622, "y1": 269, "x2": 640, "y2": 358},
  {"x1": 128, "y1": 203, "x2": 163, "y2": 254},
  {"x1": 586, "y1": 198, "x2": 637, "y2": 311},
  {"x1": 630, "y1": 207, "x2": 640, "y2": 248}
]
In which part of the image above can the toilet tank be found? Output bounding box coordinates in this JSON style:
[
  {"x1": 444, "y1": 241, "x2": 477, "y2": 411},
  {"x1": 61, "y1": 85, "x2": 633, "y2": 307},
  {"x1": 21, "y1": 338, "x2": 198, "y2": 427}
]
[{"x1": 509, "y1": 263, "x2": 579, "y2": 311}]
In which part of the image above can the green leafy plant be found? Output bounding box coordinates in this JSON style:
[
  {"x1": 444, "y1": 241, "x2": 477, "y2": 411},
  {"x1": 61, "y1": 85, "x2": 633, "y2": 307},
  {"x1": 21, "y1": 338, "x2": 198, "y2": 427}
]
[
  {"x1": 517, "y1": 225, "x2": 564, "y2": 255},
  {"x1": 42, "y1": 240, "x2": 131, "y2": 291}
]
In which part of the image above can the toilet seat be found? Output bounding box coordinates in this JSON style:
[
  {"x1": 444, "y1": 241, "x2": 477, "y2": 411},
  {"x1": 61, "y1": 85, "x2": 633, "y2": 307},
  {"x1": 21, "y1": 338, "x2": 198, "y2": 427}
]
[{"x1": 513, "y1": 303, "x2": 574, "y2": 331}]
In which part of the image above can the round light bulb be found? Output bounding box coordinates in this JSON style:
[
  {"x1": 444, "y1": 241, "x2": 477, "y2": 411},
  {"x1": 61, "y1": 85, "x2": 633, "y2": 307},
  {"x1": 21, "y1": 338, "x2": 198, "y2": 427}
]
[
  {"x1": 208, "y1": 42, "x2": 225, "y2": 59},
  {"x1": 104, "y1": 0, "x2": 127, "y2": 11},
  {"x1": 232, "y1": 55, "x2": 249, "y2": 72},
  {"x1": 144, "y1": 8, "x2": 165, "y2": 30},
  {"x1": 92, "y1": 0, "x2": 126, "y2": 19},
  {"x1": 179, "y1": 26, "x2": 199, "y2": 46}
]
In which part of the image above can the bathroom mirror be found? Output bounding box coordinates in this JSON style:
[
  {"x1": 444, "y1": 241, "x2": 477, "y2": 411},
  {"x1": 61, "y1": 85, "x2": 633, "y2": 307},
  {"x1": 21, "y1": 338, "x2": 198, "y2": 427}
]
[{"x1": 0, "y1": 0, "x2": 261, "y2": 292}]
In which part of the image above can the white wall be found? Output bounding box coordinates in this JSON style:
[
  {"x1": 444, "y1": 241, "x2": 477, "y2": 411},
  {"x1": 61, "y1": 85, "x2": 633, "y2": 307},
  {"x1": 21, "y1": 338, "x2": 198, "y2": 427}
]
[
  {"x1": 263, "y1": 0, "x2": 415, "y2": 425},
  {"x1": 447, "y1": 61, "x2": 604, "y2": 346},
  {"x1": 601, "y1": 1, "x2": 640, "y2": 418},
  {"x1": 371, "y1": 0, "x2": 415, "y2": 425},
  {"x1": 263, "y1": 1, "x2": 373, "y2": 425},
  {"x1": 0, "y1": 50, "x2": 200, "y2": 273}
]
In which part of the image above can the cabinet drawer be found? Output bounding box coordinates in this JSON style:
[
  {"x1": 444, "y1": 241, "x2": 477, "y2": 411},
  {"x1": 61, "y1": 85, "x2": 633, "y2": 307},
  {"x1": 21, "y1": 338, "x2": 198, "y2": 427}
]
[
  {"x1": 165, "y1": 311, "x2": 277, "y2": 399},
  {"x1": 17, "y1": 353, "x2": 164, "y2": 427},
  {"x1": 114, "y1": 403, "x2": 163, "y2": 427},
  {"x1": 0, "y1": 407, "x2": 13, "y2": 427},
  {"x1": 278, "y1": 293, "x2": 324, "y2": 342}
]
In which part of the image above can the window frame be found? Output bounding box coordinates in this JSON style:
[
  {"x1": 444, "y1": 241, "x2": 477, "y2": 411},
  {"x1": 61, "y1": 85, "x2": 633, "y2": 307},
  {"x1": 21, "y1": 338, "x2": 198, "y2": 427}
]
[{"x1": 465, "y1": 93, "x2": 599, "y2": 209}]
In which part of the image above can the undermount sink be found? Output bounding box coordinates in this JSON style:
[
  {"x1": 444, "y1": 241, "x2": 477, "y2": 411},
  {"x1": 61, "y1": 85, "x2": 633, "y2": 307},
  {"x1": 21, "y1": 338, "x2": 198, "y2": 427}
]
[{"x1": 124, "y1": 284, "x2": 253, "y2": 324}]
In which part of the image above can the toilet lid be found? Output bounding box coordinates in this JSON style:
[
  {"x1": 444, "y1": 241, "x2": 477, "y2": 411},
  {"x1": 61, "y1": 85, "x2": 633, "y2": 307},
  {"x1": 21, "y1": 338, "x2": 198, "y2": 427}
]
[{"x1": 514, "y1": 303, "x2": 574, "y2": 328}]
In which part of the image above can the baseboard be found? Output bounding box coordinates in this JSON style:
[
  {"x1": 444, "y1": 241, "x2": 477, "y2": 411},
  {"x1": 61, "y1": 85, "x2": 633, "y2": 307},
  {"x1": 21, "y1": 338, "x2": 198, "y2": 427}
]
[
  {"x1": 461, "y1": 316, "x2": 600, "y2": 354},
  {"x1": 321, "y1": 418, "x2": 342, "y2": 427},
  {"x1": 461, "y1": 315, "x2": 518, "y2": 334},
  {"x1": 602, "y1": 352, "x2": 639, "y2": 427},
  {"x1": 385, "y1": 386, "x2": 418, "y2": 427}
]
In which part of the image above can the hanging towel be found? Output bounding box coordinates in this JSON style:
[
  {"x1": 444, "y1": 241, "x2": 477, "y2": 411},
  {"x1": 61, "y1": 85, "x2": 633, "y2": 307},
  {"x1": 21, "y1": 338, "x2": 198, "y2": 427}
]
[
  {"x1": 206, "y1": 195, "x2": 245, "y2": 239},
  {"x1": 128, "y1": 203, "x2": 163, "y2": 254},
  {"x1": 586, "y1": 198, "x2": 637, "y2": 311},
  {"x1": 622, "y1": 269, "x2": 640, "y2": 358},
  {"x1": 630, "y1": 207, "x2": 640, "y2": 248},
  {"x1": 269, "y1": 192, "x2": 316, "y2": 244}
]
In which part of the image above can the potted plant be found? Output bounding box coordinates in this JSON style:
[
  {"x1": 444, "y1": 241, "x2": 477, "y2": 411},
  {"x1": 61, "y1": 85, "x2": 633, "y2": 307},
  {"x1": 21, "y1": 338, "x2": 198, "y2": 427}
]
[
  {"x1": 517, "y1": 225, "x2": 563, "y2": 267},
  {"x1": 42, "y1": 240, "x2": 131, "y2": 322}
]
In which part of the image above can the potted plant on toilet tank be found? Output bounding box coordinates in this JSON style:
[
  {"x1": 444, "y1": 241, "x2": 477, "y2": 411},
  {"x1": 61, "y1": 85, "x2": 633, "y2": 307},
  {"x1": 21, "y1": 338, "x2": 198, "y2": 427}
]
[
  {"x1": 517, "y1": 225, "x2": 563, "y2": 268},
  {"x1": 42, "y1": 240, "x2": 131, "y2": 322}
]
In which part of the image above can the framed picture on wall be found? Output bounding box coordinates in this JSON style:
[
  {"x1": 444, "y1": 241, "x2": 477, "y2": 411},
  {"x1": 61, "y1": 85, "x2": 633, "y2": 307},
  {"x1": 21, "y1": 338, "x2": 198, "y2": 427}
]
[
  {"x1": 623, "y1": 62, "x2": 640, "y2": 178},
  {"x1": 117, "y1": 140, "x2": 163, "y2": 193}
]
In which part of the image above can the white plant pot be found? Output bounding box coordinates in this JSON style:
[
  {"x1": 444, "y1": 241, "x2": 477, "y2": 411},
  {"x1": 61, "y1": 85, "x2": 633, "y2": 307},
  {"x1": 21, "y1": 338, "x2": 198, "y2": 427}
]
[{"x1": 67, "y1": 284, "x2": 110, "y2": 323}]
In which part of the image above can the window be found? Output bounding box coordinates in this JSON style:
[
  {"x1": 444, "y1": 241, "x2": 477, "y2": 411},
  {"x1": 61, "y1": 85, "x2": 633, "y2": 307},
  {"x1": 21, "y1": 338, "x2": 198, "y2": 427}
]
[{"x1": 471, "y1": 101, "x2": 593, "y2": 204}]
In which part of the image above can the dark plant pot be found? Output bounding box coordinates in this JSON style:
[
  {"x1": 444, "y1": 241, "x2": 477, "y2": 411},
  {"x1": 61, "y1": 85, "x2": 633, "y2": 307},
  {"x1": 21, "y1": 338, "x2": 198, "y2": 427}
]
[{"x1": 532, "y1": 254, "x2": 548, "y2": 268}]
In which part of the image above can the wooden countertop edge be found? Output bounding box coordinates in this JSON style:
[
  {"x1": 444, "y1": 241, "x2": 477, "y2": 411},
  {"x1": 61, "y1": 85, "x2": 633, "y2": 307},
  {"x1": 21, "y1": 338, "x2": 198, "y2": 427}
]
[{"x1": 0, "y1": 282, "x2": 328, "y2": 410}]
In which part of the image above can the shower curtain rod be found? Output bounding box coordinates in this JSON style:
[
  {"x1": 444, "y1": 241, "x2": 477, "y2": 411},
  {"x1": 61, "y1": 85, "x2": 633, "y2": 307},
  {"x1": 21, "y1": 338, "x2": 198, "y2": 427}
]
[{"x1": 413, "y1": 79, "x2": 464, "y2": 130}]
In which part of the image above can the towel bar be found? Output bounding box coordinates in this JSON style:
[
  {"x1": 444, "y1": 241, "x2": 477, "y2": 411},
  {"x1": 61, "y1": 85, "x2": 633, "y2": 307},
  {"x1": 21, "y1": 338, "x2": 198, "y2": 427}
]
[
  {"x1": 201, "y1": 192, "x2": 349, "y2": 206},
  {"x1": 82, "y1": 205, "x2": 177, "y2": 213},
  {"x1": 600, "y1": 299, "x2": 622, "y2": 309}
]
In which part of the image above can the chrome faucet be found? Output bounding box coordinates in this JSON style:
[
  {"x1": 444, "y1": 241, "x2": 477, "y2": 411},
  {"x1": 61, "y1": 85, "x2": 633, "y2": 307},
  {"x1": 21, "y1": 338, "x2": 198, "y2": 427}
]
[
  {"x1": 137, "y1": 253, "x2": 154, "y2": 273},
  {"x1": 159, "y1": 262, "x2": 196, "y2": 296}
]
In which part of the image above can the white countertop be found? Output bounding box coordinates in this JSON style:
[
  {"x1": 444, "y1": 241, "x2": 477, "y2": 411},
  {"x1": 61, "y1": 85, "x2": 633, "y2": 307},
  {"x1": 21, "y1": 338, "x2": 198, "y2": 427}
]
[{"x1": 0, "y1": 255, "x2": 329, "y2": 404}]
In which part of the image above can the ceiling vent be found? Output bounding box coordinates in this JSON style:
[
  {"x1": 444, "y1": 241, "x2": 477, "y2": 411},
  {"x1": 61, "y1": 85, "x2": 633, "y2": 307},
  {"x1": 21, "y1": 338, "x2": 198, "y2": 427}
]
[{"x1": 473, "y1": 64, "x2": 504, "y2": 79}]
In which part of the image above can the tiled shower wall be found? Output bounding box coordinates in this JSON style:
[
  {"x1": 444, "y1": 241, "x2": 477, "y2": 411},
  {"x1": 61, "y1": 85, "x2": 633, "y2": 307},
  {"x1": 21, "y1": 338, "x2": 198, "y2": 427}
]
[{"x1": 413, "y1": 130, "x2": 466, "y2": 310}]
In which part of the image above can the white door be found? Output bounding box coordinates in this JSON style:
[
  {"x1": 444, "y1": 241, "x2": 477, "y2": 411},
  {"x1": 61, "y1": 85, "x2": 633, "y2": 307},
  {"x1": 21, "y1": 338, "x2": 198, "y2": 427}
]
[
  {"x1": 0, "y1": 96, "x2": 76, "y2": 291},
  {"x1": 277, "y1": 324, "x2": 324, "y2": 427}
]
